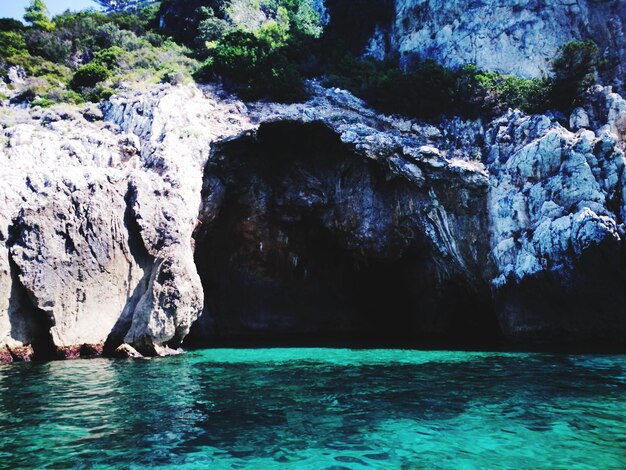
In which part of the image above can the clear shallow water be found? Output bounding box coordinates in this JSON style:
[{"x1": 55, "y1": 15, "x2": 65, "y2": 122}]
[{"x1": 1, "y1": 349, "x2": 626, "y2": 469}]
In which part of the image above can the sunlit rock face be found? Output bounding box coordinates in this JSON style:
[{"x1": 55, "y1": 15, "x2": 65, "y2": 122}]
[
  {"x1": 1, "y1": 82, "x2": 626, "y2": 359},
  {"x1": 379, "y1": 0, "x2": 626, "y2": 87},
  {"x1": 0, "y1": 85, "x2": 251, "y2": 359},
  {"x1": 485, "y1": 92, "x2": 626, "y2": 343}
]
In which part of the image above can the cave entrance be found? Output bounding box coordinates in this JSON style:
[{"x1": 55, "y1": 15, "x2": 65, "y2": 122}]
[{"x1": 190, "y1": 121, "x2": 500, "y2": 348}]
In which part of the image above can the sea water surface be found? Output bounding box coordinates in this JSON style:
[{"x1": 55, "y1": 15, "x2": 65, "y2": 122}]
[{"x1": 1, "y1": 349, "x2": 626, "y2": 469}]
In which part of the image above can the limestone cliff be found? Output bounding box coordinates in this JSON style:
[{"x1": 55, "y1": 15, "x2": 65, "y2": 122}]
[
  {"x1": 1, "y1": 81, "x2": 625, "y2": 360},
  {"x1": 367, "y1": 0, "x2": 626, "y2": 88},
  {"x1": 0, "y1": 85, "x2": 252, "y2": 359},
  {"x1": 191, "y1": 84, "x2": 626, "y2": 347}
]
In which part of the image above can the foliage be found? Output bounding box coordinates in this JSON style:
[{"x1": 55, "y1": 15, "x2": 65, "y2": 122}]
[
  {"x1": 158, "y1": 0, "x2": 231, "y2": 46},
  {"x1": 325, "y1": 56, "x2": 552, "y2": 119},
  {"x1": 94, "y1": 46, "x2": 124, "y2": 69},
  {"x1": 456, "y1": 64, "x2": 550, "y2": 116},
  {"x1": 45, "y1": 87, "x2": 84, "y2": 104},
  {"x1": 197, "y1": 14, "x2": 230, "y2": 45},
  {"x1": 31, "y1": 97, "x2": 56, "y2": 107},
  {"x1": 325, "y1": 56, "x2": 453, "y2": 118},
  {"x1": 161, "y1": 66, "x2": 188, "y2": 85},
  {"x1": 550, "y1": 40, "x2": 599, "y2": 111},
  {"x1": 23, "y1": 0, "x2": 54, "y2": 31},
  {"x1": 93, "y1": 23, "x2": 144, "y2": 50},
  {"x1": 2, "y1": 54, "x2": 71, "y2": 81},
  {"x1": 321, "y1": 0, "x2": 393, "y2": 52},
  {"x1": 368, "y1": 59, "x2": 457, "y2": 118},
  {"x1": 92, "y1": 0, "x2": 159, "y2": 13},
  {"x1": 82, "y1": 85, "x2": 116, "y2": 102},
  {"x1": 193, "y1": 6, "x2": 232, "y2": 54},
  {"x1": 0, "y1": 1, "x2": 197, "y2": 107},
  {"x1": 256, "y1": 0, "x2": 324, "y2": 37},
  {"x1": 0, "y1": 31, "x2": 29, "y2": 58},
  {"x1": 25, "y1": 29, "x2": 72, "y2": 63},
  {"x1": 0, "y1": 0, "x2": 605, "y2": 118},
  {"x1": 0, "y1": 19, "x2": 26, "y2": 32},
  {"x1": 192, "y1": 0, "x2": 325, "y2": 101},
  {"x1": 198, "y1": 27, "x2": 310, "y2": 101},
  {"x1": 71, "y1": 62, "x2": 112, "y2": 90}
]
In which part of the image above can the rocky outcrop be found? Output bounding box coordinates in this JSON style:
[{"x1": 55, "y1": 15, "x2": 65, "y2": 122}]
[
  {"x1": 0, "y1": 85, "x2": 252, "y2": 359},
  {"x1": 191, "y1": 83, "x2": 626, "y2": 347},
  {"x1": 379, "y1": 0, "x2": 626, "y2": 87},
  {"x1": 486, "y1": 102, "x2": 626, "y2": 342},
  {"x1": 192, "y1": 88, "x2": 496, "y2": 344},
  {"x1": 1, "y1": 81, "x2": 625, "y2": 360}
]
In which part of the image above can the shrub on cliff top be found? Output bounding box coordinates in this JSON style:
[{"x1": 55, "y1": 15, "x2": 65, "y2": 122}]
[
  {"x1": 71, "y1": 62, "x2": 112, "y2": 90},
  {"x1": 23, "y1": 0, "x2": 55, "y2": 31},
  {"x1": 365, "y1": 59, "x2": 457, "y2": 118},
  {"x1": 197, "y1": 29, "x2": 308, "y2": 102},
  {"x1": 456, "y1": 64, "x2": 550, "y2": 116}
]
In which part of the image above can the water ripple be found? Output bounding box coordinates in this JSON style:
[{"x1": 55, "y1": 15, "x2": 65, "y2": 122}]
[{"x1": 0, "y1": 350, "x2": 625, "y2": 468}]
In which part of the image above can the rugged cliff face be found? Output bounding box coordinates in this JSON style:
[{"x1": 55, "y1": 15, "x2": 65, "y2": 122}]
[
  {"x1": 487, "y1": 89, "x2": 626, "y2": 342},
  {"x1": 192, "y1": 94, "x2": 495, "y2": 345},
  {"x1": 190, "y1": 84, "x2": 626, "y2": 347},
  {"x1": 368, "y1": 0, "x2": 626, "y2": 88},
  {"x1": 0, "y1": 85, "x2": 253, "y2": 360},
  {"x1": 1, "y1": 81, "x2": 625, "y2": 360}
]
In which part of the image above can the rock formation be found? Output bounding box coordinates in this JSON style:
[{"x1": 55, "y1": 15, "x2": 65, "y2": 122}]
[
  {"x1": 364, "y1": 0, "x2": 626, "y2": 88},
  {"x1": 192, "y1": 88, "x2": 495, "y2": 345},
  {"x1": 1, "y1": 80, "x2": 625, "y2": 360},
  {"x1": 191, "y1": 84, "x2": 626, "y2": 347},
  {"x1": 0, "y1": 85, "x2": 252, "y2": 359},
  {"x1": 487, "y1": 88, "x2": 626, "y2": 342}
]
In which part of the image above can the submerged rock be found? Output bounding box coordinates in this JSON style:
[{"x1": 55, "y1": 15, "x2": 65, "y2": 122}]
[{"x1": 113, "y1": 343, "x2": 143, "y2": 359}]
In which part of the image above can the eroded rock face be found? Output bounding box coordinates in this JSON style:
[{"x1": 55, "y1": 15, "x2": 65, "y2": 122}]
[
  {"x1": 191, "y1": 84, "x2": 626, "y2": 347},
  {"x1": 192, "y1": 120, "x2": 496, "y2": 344},
  {"x1": 384, "y1": 0, "x2": 626, "y2": 87},
  {"x1": 7, "y1": 173, "x2": 142, "y2": 348},
  {"x1": 1, "y1": 82, "x2": 626, "y2": 359},
  {"x1": 0, "y1": 85, "x2": 253, "y2": 359},
  {"x1": 486, "y1": 107, "x2": 626, "y2": 342}
]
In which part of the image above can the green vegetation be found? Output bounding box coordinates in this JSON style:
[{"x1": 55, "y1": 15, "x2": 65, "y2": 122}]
[
  {"x1": 192, "y1": 0, "x2": 321, "y2": 101},
  {"x1": 0, "y1": 0, "x2": 195, "y2": 106},
  {"x1": 71, "y1": 62, "x2": 112, "y2": 90},
  {"x1": 550, "y1": 40, "x2": 599, "y2": 112},
  {"x1": 0, "y1": 0, "x2": 603, "y2": 119},
  {"x1": 24, "y1": 0, "x2": 55, "y2": 31},
  {"x1": 93, "y1": 1, "x2": 158, "y2": 13},
  {"x1": 456, "y1": 66, "x2": 550, "y2": 116},
  {"x1": 180, "y1": 0, "x2": 572, "y2": 116},
  {"x1": 324, "y1": 56, "x2": 551, "y2": 118}
]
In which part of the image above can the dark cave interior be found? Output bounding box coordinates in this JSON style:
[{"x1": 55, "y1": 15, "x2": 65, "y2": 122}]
[{"x1": 189, "y1": 121, "x2": 501, "y2": 348}]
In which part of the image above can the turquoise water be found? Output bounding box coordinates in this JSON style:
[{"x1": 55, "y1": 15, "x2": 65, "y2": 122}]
[{"x1": 1, "y1": 349, "x2": 626, "y2": 469}]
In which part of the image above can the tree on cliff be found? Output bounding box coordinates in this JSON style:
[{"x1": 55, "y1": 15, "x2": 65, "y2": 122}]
[
  {"x1": 550, "y1": 40, "x2": 599, "y2": 111},
  {"x1": 23, "y1": 0, "x2": 54, "y2": 30}
]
